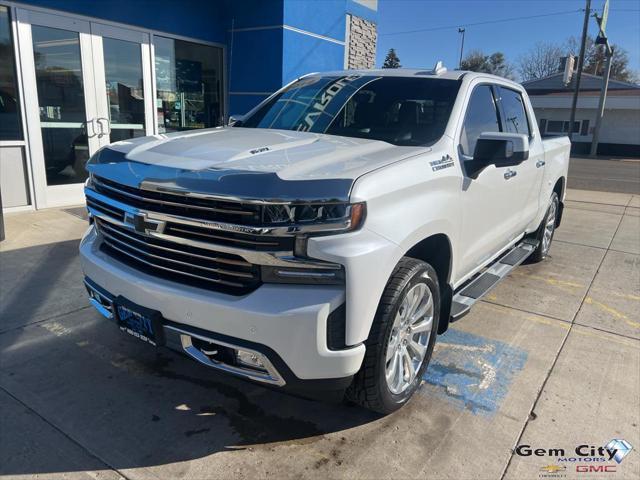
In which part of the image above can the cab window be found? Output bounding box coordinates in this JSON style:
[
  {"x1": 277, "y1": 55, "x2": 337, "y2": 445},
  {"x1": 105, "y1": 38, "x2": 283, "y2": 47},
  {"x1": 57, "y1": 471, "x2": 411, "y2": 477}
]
[
  {"x1": 498, "y1": 87, "x2": 531, "y2": 136},
  {"x1": 460, "y1": 85, "x2": 501, "y2": 156}
]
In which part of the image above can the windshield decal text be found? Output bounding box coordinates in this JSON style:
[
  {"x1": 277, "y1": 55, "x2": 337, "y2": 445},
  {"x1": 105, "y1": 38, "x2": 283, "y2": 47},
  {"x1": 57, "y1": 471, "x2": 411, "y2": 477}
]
[{"x1": 297, "y1": 75, "x2": 362, "y2": 132}]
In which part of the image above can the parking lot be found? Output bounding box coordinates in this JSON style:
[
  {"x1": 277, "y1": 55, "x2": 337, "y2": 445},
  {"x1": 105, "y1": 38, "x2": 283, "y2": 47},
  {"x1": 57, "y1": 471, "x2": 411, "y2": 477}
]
[{"x1": 1, "y1": 184, "x2": 639, "y2": 479}]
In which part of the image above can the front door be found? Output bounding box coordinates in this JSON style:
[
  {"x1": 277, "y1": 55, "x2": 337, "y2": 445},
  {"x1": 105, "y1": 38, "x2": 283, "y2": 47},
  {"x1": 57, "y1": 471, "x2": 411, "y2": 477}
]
[
  {"x1": 16, "y1": 10, "x2": 153, "y2": 208},
  {"x1": 455, "y1": 83, "x2": 526, "y2": 282}
]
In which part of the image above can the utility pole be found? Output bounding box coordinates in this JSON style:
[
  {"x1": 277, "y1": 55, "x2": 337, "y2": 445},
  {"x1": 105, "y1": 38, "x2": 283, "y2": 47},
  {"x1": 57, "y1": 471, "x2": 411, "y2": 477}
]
[
  {"x1": 590, "y1": 0, "x2": 612, "y2": 157},
  {"x1": 568, "y1": 0, "x2": 591, "y2": 142},
  {"x1": 458, "y1": 28, "x2": 465, "y2": 68}
]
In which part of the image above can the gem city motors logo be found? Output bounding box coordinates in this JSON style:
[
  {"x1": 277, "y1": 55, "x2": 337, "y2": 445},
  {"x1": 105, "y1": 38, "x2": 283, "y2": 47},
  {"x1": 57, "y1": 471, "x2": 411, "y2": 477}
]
[{"x1": 516, "y1": 439, "x2": 633, "y2": 477}]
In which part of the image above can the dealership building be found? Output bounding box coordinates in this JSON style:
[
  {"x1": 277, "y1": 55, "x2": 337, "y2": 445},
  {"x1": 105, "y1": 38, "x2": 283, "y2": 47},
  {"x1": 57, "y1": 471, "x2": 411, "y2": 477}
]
[{"x1": 0, "y1": 0, "x2": 378, "y2": 211}]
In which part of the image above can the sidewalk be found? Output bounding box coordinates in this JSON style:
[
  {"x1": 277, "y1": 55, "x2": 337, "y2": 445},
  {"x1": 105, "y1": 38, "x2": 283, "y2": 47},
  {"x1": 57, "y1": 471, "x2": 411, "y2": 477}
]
[{"x1": 0, "y1": 190, "x2": 638, "y2": 480}]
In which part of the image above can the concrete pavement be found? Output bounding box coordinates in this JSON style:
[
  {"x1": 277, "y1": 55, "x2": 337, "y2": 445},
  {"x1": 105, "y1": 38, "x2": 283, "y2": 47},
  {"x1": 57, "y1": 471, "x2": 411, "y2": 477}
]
[{"x1": 0, "y1": 190, "x2": 638, "y2": 480}]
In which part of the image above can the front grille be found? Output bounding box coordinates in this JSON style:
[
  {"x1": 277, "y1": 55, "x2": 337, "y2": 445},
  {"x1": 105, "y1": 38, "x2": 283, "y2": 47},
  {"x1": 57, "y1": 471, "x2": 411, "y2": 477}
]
[
  {"x1": 96, "y1": 218, "x2": 261, "y2": 295},
  {"x1": 93, "y1": 175, "x2": 262, "y2": 224},
  {"x1": 86, "y1": 191, "x2": 294, "y2": 252}
]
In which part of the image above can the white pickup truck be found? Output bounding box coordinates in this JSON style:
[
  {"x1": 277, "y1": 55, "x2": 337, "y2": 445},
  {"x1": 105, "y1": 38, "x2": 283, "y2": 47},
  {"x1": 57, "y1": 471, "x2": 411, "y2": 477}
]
[{"x1": 80, "y1": 65, "x2": 570, "y2": 413}]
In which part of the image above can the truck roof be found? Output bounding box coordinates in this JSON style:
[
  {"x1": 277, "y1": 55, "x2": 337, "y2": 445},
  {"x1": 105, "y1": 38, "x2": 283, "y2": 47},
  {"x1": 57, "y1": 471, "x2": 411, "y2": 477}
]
[{"x1": 306, "y1": 68, "x2": 524, "y2": 89}]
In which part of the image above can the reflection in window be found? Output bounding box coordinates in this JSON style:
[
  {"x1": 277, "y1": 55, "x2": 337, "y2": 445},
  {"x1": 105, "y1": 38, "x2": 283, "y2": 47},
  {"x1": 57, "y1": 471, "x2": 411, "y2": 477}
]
[
  {"x1": 32, "y1": 25, "x2": 89, "y2": 185},
  {"x1": 499, "y1": 87, "x2": 531, "y2": 136},
  {"x1": 154, "y1": 36, "x2": 223, "y2": 133},
  {"x1": 0, "y1": 6, "x2": 22, "y2": 140},
  {"x1": 460, "y1": 86, "x2": 500, "y2": 156},
  {"x1": 103, "y1": 37, "x2": 145, "y2": 141}
]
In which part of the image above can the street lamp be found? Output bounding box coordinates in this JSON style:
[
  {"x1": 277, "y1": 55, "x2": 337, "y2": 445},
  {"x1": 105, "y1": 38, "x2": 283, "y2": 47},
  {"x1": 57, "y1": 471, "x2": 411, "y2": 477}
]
[{"x1": 458, "y1": 28, "x2": 466, "y2": 69}]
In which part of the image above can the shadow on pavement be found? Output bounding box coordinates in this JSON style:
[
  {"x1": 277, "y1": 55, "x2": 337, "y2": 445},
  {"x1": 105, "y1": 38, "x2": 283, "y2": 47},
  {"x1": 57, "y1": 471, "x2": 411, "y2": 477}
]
[
  {"x1": 0, "y1": 239, "x2": 86, "y2": 332},
  {"x1": 0, "y1": 241, "x2": 380, "y2": 477}
]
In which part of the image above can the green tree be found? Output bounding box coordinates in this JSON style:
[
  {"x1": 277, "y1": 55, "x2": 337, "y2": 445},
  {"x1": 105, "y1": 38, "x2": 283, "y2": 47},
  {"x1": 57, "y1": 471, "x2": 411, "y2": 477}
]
[
  {"x1": 382, "y1": 48, "x2": 401, "y2": 69},
  {"x1": 461, "y1": 50, "x2": 514, "y2": 79}
]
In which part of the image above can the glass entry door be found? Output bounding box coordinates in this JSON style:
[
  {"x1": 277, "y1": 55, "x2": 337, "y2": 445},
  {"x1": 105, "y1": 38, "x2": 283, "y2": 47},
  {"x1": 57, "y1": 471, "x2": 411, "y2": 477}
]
[
  {"x1": 90, "y1": 23, "x2": 154, "y2": 145},
  {"x1": 17, "y1": 10, "x2": 153, "y2": 208}
]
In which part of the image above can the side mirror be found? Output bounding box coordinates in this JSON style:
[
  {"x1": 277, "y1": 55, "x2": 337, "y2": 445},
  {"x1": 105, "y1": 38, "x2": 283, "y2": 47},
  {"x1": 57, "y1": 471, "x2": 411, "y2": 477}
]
[
  {"x1": 467, "y1": 132, "x2": 529, "y2": 179},
  {"x1": 228, "y1": 114, "x2": 245, "y2": 127}
]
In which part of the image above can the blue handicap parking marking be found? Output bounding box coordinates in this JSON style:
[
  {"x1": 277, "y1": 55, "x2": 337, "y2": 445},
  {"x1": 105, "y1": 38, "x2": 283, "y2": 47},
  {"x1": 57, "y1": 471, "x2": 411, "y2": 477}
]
[{"x1": 423, "y1": 328, "x2": 528, "y2": 415}]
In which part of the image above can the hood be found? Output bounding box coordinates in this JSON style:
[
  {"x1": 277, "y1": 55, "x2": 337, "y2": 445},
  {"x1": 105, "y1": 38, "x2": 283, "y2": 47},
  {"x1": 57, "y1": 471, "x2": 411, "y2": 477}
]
[{"x1": 88, "y1": 127, "x2": 427, "y2": 202}]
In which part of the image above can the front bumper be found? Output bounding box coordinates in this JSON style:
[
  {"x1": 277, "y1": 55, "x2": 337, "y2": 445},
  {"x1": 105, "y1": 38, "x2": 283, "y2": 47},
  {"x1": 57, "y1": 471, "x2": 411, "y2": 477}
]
[{"x1": 80, "y1": 227, "x2": 365, "y2": 387}]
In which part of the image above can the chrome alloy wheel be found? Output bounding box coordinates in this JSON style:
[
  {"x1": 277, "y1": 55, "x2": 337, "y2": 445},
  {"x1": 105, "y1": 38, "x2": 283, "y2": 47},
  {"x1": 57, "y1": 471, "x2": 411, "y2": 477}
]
[
  {"x1": 385, "y1": 282, "x2": 434, "y2": 395},
  {"x1": 542, "y1": 199, "x2": 557, "y2": 255}
]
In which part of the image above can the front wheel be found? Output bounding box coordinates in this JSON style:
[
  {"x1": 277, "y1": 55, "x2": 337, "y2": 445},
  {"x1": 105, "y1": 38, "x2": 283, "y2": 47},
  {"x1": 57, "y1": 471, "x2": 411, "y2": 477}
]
[
  {"x1": 528, "y1": 192, "x2": 559, "y2": 263},
  {"x1": 346, "y1": 258, "x2": 440, "y2": 414}
]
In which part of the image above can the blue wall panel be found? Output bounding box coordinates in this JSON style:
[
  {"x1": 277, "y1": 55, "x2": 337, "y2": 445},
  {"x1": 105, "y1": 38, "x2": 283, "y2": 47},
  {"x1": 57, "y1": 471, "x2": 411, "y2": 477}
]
[
  {"x1": 20, "y1": 0, "x2": 229, "y2": 43},
  {"x1": 229, "y1": 93, "x2": 269, "y2": 116},
  {"x1": 283, "y1": 0, "x2": 346, "y2": 41},
  {"x1": 227, "y1": 0, "x2": 283, "y2": 29},
  {"x1": 229, "y1": 28, "x2": 283, "y2": 93},
  {"x1": 282, "y1": 28, "x2": 345, "y2": 84}
]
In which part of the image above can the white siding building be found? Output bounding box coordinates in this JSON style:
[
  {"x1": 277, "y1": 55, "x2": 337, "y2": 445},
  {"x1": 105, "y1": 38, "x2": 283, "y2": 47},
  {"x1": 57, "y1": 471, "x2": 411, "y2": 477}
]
[{"x1": 522, "y1": 73, "x2": 640, "y2": 157}]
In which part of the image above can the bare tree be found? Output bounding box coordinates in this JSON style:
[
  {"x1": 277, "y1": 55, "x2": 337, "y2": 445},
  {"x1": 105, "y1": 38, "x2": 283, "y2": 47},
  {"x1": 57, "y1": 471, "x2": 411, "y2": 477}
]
[
  {"x1": 566, "y1": 35, "x2": 637, "y2": 83},
  {"x1": 520, "y1": 36, "x2": 638, "y2": 83},
  {"x1": 517, "y1": 42, "x2": 564, "y2": 81}
]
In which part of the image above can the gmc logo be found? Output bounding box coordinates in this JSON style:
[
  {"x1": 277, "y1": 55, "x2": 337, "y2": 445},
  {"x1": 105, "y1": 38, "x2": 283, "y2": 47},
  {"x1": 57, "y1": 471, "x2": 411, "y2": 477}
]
[{"x1": 576, "y1": 465, "x2": 617, "y2": 473}]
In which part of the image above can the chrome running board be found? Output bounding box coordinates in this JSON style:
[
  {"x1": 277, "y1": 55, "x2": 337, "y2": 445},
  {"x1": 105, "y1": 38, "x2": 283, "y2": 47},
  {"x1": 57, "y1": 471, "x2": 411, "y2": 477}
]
[{"x1": 450, "y1": 239, "x2": 539, "y2": 321}]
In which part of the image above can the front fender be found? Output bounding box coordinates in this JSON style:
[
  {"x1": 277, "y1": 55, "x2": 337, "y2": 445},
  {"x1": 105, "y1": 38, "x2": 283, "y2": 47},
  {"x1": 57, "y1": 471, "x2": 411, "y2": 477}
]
[{"x1": 308, "y1": 227, "x2": 402, "y2": 346}]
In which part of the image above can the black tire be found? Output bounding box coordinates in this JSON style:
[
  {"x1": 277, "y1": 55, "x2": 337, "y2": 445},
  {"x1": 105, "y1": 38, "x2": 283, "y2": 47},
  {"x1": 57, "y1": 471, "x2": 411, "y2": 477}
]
[
  {"x1": 528, "y1": 192, "x2": 559, "y2": 263},
  {"x1": 346, "y1": 257, "x2": 440, "y2": 414}
]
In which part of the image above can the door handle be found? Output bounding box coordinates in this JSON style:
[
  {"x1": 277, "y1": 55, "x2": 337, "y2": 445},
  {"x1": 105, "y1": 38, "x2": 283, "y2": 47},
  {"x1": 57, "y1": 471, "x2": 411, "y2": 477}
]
[
  {"x1": 536, "y1": 160, "x2": 546, "y2": 168},
  {"x1": 504, "y1": 169, "x2": 517, "y2": 180},
  {"x1": 83, "y1": 119, "x2": 98, "y2": 138},
  {"x1": 96, "y1": 117, "x2": 111, "y2": 138}
]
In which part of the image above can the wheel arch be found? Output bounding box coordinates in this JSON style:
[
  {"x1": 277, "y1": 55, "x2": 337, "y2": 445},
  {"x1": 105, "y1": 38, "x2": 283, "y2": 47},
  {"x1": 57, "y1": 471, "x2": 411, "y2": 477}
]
[{"x1": 404, "y1": 233, "x2": 454, "y2": 334}]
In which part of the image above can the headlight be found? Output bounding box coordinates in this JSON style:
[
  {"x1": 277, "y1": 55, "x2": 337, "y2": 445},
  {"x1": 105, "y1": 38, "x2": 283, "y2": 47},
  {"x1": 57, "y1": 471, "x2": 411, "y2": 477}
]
[
  {"x1": 262, "y1": 202, "x2": 366, "y2": 235},
  {"x1": 260, "y1": 202, "x2": 363, "y2": 284}
]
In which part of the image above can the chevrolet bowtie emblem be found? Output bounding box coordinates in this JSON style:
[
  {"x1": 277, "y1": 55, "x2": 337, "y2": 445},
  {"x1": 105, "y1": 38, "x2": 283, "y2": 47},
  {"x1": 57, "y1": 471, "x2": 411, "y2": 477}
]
[
  {"x1": 124, "y1": 212, "x2": 165, "y2": 235},
  {"x1": 539, "y1": 465, "x2": 565, "y2": 473}
]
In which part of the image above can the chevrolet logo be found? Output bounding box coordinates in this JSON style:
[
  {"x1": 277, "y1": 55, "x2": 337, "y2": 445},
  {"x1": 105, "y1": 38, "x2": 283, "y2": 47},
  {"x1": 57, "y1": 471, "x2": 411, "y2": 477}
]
[
  {"x1": 123, "y1": 212, "x2": 165, "y2": 235},
  {"x1": 539, "y1": 465, "x2": 565, "y2": 473}
]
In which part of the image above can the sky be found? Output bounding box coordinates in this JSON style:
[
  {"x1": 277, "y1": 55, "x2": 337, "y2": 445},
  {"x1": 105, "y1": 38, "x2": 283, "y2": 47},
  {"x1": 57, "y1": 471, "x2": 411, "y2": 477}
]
[{"x1": 375, "y1": 0, "x2": 640, "y2": 79}]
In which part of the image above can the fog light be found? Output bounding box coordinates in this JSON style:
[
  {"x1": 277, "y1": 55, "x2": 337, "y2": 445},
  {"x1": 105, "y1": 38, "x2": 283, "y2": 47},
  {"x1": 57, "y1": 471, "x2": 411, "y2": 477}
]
[{"x1": 236, "y1": 349, "x2": 267, "y2": 371}]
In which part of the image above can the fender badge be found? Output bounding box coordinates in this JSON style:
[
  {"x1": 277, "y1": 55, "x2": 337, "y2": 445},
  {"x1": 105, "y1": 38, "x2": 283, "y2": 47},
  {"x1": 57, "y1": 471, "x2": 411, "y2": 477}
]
[{"x1": 430, "y1": 154, "x2": 454, "y2": 171}]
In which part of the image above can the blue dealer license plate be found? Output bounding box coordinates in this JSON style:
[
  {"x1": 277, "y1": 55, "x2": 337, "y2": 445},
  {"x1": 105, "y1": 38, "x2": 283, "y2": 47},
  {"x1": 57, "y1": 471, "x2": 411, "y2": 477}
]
[{"x1": 114, "y1": 297, "x2": 165, "y2": 347}]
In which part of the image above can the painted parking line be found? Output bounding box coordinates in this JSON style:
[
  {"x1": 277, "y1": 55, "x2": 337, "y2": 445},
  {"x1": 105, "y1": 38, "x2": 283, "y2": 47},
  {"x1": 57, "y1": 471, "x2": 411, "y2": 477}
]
[{"x1": 423, "y1": 329, "x2": 528, "y2": 415}]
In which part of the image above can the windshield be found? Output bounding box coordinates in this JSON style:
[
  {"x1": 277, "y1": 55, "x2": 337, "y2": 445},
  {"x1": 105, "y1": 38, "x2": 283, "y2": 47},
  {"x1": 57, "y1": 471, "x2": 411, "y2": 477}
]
[{"x1": 239, "y1": 75, "x2": 461, "y2": 147}]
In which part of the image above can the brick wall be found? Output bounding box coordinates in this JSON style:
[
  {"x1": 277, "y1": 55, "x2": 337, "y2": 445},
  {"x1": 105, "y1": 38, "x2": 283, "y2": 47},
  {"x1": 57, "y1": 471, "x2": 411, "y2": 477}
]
[{"x1": 346, "y1": 15, "x2": 377, "y2": 69}]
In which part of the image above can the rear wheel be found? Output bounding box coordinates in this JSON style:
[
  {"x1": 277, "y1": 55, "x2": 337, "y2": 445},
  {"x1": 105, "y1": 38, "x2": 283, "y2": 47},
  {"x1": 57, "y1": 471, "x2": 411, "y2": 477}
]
[
  {"x1": 528, "y1": 192, "x2": 559, "y2": 263},
  {"x1": 346, "y1": 257, "x2": 439, "y2": 414}
]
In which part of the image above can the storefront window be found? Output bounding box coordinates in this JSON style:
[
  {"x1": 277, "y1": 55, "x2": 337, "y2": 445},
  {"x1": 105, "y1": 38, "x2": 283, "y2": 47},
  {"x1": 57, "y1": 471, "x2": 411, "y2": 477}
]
[
  {"x1": 154, "y1": 36, "x2": 223, "y2": 133},
  {"x1": 0, "y1": 6, "x2": 22, "y2": 140}
]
